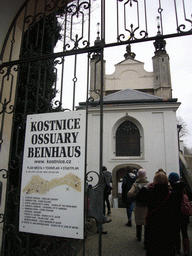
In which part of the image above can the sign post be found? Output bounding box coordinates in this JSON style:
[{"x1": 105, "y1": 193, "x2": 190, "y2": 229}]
[{"x1": 19, "y1": 110, "x2": 86, "y2": 239}]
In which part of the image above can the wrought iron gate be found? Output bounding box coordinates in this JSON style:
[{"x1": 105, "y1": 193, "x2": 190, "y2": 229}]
[{"x1": 0, "y1": 0, "x2": 192, "y2": 255}]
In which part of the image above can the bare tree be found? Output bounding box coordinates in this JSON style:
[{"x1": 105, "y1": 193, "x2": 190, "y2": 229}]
[
  {"x1": 177, "y1": 116, "x2": 192, "y2": 155},
  {"x1": 184, "y1": 146, "x2": 192, "y2": 155},
  {"x1": 177, "y1": 116, "x2": 189, "y2": 139}
]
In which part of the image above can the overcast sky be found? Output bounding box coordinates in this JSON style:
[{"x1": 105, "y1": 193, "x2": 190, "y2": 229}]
[
  {"x1": 103, "y1": 36, "x2": 192, "y2": 149},
  {"x1": 97, "y1": 0, "x2": 192, "y2": 149},
  {"x1": 56, "y1": 0, "x2": 192, "y2": 148}
]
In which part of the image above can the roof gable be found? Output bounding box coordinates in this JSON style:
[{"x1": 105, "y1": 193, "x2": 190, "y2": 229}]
[
  {"x1": 78, "y1": 89, "x2": 178, "y2": 107},
  {"x1": 116, "y1": 57, "x2": 144, "y2": 66}
]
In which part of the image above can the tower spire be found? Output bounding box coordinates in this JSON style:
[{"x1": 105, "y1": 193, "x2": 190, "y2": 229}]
[
  {"x1": 94, "y1": 22, "x2": 101, "y2": 46},
  {"x1": 154, "y1": 37, "x2": 166, "y2": 55},
  {"x1": 154, "y1": 16, "x2": 166, "y2": 55},
  {"x1": 152, "y1": 18, "x2": 172, "y2": 99}
]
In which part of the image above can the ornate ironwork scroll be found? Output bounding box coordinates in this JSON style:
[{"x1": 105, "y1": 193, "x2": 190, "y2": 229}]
[
  {"x1": 0, "y1": 1, "x2": 192, "y2": 256},
  {"x1": 117, "y1": 0, "x2": 148, "y2": 42}
]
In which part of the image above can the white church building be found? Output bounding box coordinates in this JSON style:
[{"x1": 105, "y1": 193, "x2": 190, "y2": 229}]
[
  {"x1": 80, "y1": 37, "x2": 180, "y2": 202},
  {"x1": 1, "y1": 1, "x2": 191, "y2": 254}
]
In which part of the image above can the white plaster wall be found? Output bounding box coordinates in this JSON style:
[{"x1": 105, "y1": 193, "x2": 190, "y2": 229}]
[
  {"x1": 87, "y1": 102, "x2": 180, "y2": 184},
  {"x1": 105, "y1": 58, "x2": 154, "y2": 91}
]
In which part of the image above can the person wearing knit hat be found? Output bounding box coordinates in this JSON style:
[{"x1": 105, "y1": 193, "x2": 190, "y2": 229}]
[
  {"x1": 168, "y1": 172, "x2": 190, "y2": 256},
  {"x1": 137, "y1": 169, "x2": 146, "y2": 178},
  {"x1": 168, "y1": 172, "x2": 180, "y2": 184},
  {"x1": 127, "y1": 168, "x2": 149, "y2": 242}
]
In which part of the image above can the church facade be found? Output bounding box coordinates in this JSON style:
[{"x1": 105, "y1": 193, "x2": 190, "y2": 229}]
[{"x1": 82, "y1": 37, "x2": 180, "y2": 202}]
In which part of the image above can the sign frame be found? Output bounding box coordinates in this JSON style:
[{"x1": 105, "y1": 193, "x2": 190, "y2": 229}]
[{"x1": 19, "y1": 110, "x2": 86, "y2": 239}]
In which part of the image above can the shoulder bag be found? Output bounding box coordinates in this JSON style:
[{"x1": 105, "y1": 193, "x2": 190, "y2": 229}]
[{"x1": 145, "y1": 191, "x2": 171, "y2": 223}]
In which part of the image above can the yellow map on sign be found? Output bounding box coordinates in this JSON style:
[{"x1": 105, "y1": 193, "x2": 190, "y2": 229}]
[{"x1": 22, "y1": 173, "x2": 81, "y2": 194}]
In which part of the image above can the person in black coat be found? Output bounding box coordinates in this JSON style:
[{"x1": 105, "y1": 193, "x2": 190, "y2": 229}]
[
  {"x1": 122, "y1": 166, "x2": 137, "y2": 227},
  {"x1": 136, "y1": 172, "x2": 180, "y2": 256},
  {"x1": 168, "y1": 172, "x2": 190, "y2": 256},
  {"x1": 102, "y1": 166, "x2": 113, "y2": 216}
]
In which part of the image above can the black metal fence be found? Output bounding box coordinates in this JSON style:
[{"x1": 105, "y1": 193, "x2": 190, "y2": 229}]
[{"x1": 0, "y1": 0, "x2": 192, "y2": 255}]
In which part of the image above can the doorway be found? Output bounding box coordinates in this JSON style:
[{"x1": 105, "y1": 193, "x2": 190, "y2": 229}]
[{"x1": 115, "y1": 164, "x2": 142, "y2": 208}]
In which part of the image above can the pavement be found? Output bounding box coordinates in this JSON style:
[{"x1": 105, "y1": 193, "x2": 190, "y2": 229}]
[{"x1": 77, "y1": 208, "x2": 192, "y2": 256}]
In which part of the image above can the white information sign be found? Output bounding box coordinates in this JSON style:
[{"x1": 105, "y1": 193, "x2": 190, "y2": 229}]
[{"x1": 19, "y1": 111, "x2": 86, "y2": 239}]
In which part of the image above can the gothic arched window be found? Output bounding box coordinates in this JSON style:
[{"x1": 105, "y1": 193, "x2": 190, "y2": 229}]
[{"x1": 116, "y1": 120, "x2": 140, "y2": 156}]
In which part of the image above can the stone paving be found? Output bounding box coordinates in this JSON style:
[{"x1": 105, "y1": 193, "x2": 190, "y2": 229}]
[{"x1": 78, "y1": 208, "x2": 192, "y2": 256}]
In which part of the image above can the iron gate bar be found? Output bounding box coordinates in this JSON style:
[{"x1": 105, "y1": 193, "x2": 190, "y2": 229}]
[
  {"x1": 99, "y1": 46, "x2": 104, "y2": 256},
  {"x1": 82, "y1": 51, "x2": 90, "y2": 255},
  {"x1": 98, "y1": 0, "x2": 105, "y2": 254},
  {"x1": 1, "y1": 30, "x2": 192, "y2": 70},
  {"x1": 73, "y1": 54, "x2": 77, "y2": 111},
  {"x1": 0, "y1": 0, "x2": 191, "y2": 61},
  {"x1": 0, "y1": 0, "x2": 192, "y2": 255}
]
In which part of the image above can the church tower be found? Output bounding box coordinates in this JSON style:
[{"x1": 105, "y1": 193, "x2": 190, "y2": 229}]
[
  {"x1": 90, "y1": 24, "x2": 106, "y2": 100},
  {"x1": 152, "y1": 35, "x2": 172, "y2": 98}
]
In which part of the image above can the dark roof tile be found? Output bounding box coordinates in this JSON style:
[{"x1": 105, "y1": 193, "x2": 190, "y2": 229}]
[{"x1": 103, "y1": 89, "x2": 163, "y2": 102}]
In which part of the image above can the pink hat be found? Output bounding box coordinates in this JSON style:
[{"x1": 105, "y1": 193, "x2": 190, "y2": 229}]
[{"x1": 137, "y1": 169, "x2": 146, "y2": 178}]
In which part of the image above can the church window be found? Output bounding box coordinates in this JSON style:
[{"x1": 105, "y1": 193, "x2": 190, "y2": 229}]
[{"x1": 116, "y1": 120, "x2": 140, "y2": 156}]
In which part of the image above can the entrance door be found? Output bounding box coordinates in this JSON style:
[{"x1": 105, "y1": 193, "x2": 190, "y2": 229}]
[
  {"x1": 1, "y1": 1, "x2": 192, "y2": 255},
  {"x1": 116, "y1": 165, "x2": 141, "y2": 207},
  {"x1": 116, "y1": 167, "x2": 126, "y2": 208}
]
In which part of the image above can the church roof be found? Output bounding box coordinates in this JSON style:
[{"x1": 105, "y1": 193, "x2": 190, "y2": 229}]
[
  {"x1": 101, "y1": 89, "x2": 177, "y2": 104},
  {"x1": 103, "y1": 89, "x2": 162, "y2": 102},
  {"x1": 78, "y1": 89, "x2": 177, "y2": 107}
]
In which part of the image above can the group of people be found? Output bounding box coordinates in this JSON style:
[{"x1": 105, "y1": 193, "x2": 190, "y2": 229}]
[
  {"x1": 102, "y1": 165, "x2": 191, "y2": 255},
  {"x1": 122, "y1": 166, "x2": 190, "y2": 256}
]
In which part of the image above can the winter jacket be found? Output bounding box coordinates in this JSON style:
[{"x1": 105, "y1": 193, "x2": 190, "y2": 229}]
[
  {"x1": 122, "y1": 172, "x2": 137, "y2": 204},
  {"x1": 170, "y1": 181, "x2": 190, "y2": 222},
  {"x1": 103, "y1": 170, "x2": 113, "y2": 186},
  {"x1": 136, "y1": 184, "x2": 180, "y2": 256},
  {"x1": 127, "y1": 177, "x2": 149, "y2": 225}
]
